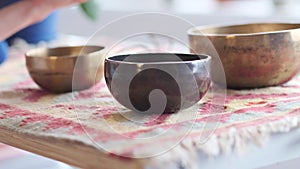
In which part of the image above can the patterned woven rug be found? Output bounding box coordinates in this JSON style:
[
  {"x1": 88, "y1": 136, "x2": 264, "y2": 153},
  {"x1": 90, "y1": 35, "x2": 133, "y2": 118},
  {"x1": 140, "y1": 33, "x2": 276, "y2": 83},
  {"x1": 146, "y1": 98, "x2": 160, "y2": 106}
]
[{"x1": 1, "y1": 41, "x2": 300, "y2": 168}]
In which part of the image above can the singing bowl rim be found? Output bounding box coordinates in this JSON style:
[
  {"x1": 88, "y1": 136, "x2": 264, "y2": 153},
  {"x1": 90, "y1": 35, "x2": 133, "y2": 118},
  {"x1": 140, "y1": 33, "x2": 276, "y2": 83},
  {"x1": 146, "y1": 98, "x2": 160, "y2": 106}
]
[
  {"x1": 25, "y1": 45, "x2": 105, "y2": 59},
  {"x1": 188, "y1": 22, "x2": 300, "y2": 37},
  {"x1": 105, "y1": 53, "x2": 211, "y2": 65}
]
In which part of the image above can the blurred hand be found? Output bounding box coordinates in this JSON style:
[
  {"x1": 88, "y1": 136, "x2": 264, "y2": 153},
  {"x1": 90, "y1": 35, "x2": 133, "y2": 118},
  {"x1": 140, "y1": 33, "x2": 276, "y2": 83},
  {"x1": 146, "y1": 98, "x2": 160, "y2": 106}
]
[
  {"x1": 28, "y1": 0, "x2": 87, "y2": 21},
  {"x1": 0, "y1": 0, "x2": 87, "y2": 41},
  {"x1": 29, "y1": 0, "x2": 87, "y2": 11}
]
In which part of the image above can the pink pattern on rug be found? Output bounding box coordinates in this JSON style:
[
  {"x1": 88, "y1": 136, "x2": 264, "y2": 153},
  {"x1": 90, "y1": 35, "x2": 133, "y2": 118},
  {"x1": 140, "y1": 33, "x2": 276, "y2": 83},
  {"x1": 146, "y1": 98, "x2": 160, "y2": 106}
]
[
  {"x1": 75, "y1": 82, "x2": 108, "y2": 100},
  {"x1": 13, "y1": 78, "x2": 36, "y2": 89},
  {"x1": 226, "y1": 92, "x2": 300, "y2": 100},
  {"x1": 22, "y1": 89, "x2": 49, "y2": 102},
  {"x1": 0, "y1": 103, "x2": 128, "y2": 142},
  {"x1": 144, "y1": 114, "x2": 170, "y2": 126},
  {"x1": 92, "y1": 107, "x2": 118, "y2": 119},
  {"x1": 234, "y1": 104, "x2": 276, "y2": 114}
]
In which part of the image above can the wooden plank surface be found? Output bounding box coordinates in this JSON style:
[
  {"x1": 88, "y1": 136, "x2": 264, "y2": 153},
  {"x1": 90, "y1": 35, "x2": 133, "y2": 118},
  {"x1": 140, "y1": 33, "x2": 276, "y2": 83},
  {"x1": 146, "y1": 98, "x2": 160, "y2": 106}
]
[{"x1": 0, "y1": 127, "x2": 144, "y2": 169}]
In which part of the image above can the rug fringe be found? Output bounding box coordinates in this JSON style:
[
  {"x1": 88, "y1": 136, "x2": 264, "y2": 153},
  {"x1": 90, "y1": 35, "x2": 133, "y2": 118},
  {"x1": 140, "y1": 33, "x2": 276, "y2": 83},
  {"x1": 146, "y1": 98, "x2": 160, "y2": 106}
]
[{"x1": 147, "y1": 116, "x2": 300, "y2": 169}]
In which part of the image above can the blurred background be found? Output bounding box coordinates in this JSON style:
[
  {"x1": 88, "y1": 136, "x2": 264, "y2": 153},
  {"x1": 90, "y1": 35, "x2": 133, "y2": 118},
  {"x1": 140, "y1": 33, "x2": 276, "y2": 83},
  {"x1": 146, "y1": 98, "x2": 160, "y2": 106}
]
[
  {"x1": 2, "y1": 0, "x2": 300, "y2": 169},
  {"x1": 58, "y1": 0, "x2": 300, "y2": 36}
]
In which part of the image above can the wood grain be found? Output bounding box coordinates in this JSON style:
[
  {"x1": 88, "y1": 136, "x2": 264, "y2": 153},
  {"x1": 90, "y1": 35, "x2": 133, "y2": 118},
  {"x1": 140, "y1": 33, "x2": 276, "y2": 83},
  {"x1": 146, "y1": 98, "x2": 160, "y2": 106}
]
[{"x1": 0, "y1": 127, "x2": 145, "y2": 169}]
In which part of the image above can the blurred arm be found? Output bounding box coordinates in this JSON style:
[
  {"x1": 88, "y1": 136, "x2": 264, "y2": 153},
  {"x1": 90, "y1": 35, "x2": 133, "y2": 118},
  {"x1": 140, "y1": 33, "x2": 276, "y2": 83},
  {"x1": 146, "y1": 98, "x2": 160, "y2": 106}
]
[{"x1": 0, "y1": 0, "x2": 86, "y2": 41}]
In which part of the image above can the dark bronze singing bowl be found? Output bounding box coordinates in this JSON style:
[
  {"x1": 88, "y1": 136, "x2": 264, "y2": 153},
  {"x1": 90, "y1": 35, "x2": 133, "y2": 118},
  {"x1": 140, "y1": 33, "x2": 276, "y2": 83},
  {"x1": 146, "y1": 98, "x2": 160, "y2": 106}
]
[
  {"x1": 105, "y1": 53, "x2": 211, "y2": 113},
  {"x1": 26, "y1": 45, "x2": 105, "y2": 93},
  {"x1": 189, "y1": 23, "x2": 300, "y2": 89}
]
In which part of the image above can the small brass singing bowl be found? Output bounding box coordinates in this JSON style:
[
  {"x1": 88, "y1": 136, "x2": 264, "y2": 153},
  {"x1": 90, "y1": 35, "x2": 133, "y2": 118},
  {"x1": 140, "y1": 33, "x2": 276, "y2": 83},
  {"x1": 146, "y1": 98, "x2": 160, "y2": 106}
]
[
  {"x1": 188, "y1": 23, "x2": 300, "y2": 89},
  {"x1": 25, "y1": 45, "x2": 105, "y2": 93}
]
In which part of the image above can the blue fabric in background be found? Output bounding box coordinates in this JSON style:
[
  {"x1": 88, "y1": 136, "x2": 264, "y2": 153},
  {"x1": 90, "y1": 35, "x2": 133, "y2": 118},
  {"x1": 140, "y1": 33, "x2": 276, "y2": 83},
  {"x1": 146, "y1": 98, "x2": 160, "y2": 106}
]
[
  {"x1": 7, "y1": 12, "x2": 58, "y2": 44},
  {"x1": 0, "y1": 0, "x2": 18, "y2": 7},
  {"x1": 0, "y1": 41, "x2": 8, "y2": 64},
  {"x1": 0, "y1": 0, "x2": 58, "y2": 63}
]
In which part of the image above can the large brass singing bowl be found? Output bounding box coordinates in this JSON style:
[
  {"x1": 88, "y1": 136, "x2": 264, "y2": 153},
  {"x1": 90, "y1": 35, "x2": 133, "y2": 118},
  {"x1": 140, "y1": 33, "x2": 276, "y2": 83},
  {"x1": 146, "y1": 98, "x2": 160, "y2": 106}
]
[
  {"x1": 26, "y1": 46, "x2": 105, "y2": 93},
  {"x1": 188, "y1": 23, "x2": 300, "y2": 89}
]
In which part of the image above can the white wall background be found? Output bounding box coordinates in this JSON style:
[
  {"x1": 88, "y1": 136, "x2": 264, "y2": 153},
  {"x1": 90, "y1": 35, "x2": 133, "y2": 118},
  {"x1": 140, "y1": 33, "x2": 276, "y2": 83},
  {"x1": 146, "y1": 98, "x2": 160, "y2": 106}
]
[{"x1": 57, "y1": 0, "x2": 300, "y2": 37}]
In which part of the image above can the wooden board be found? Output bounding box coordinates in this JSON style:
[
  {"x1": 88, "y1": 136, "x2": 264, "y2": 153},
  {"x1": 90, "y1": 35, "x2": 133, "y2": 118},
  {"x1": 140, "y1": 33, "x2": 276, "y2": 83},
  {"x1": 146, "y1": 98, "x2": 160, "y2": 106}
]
[{"x1": 0, "y1": 127, "x2": 144, "y2": 169}]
